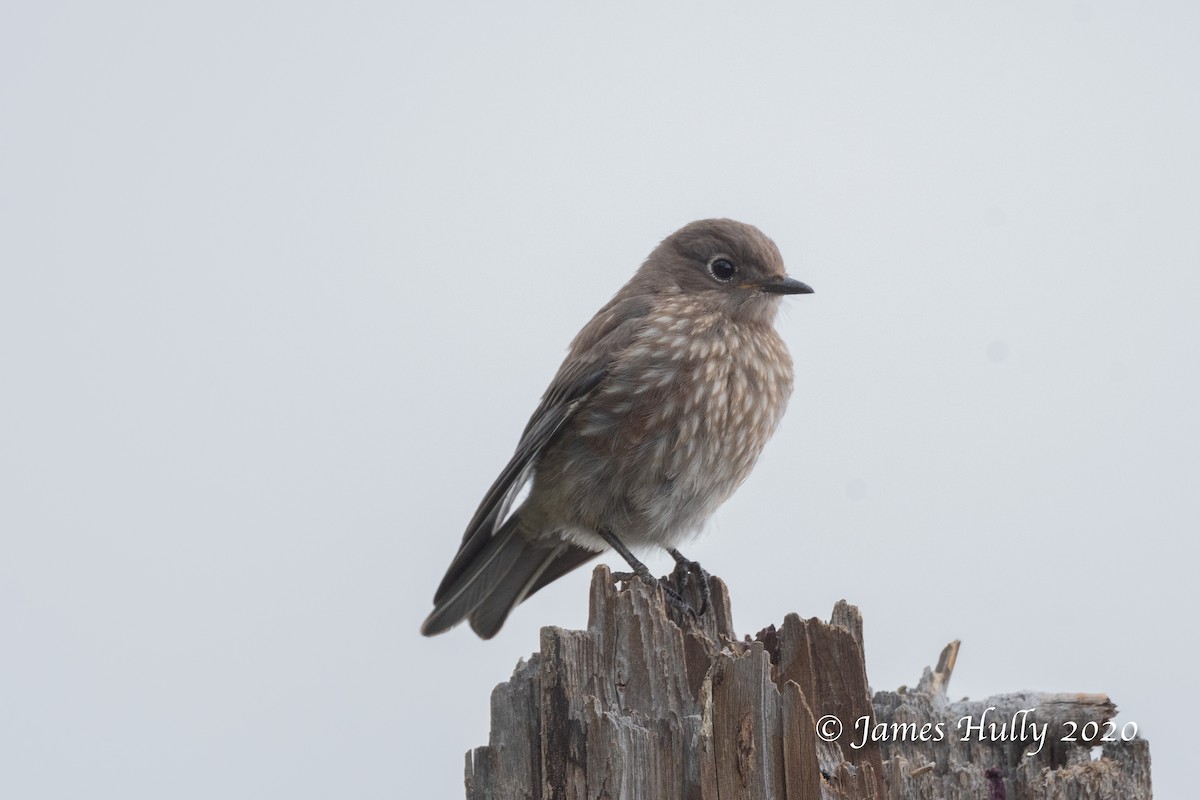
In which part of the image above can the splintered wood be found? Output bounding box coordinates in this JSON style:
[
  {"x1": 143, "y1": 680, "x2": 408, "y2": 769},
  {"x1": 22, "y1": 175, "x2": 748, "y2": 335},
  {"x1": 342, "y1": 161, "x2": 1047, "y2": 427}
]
[{"x1": 464, "y1": 566, "x2": 1151, "y2": 799}]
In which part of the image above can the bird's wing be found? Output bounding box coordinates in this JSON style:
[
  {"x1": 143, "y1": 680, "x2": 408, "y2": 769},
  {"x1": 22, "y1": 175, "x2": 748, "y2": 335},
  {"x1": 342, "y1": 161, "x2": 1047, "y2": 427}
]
[{"x1": 431, "y1": 296, "x2": 649, "y2": 603}]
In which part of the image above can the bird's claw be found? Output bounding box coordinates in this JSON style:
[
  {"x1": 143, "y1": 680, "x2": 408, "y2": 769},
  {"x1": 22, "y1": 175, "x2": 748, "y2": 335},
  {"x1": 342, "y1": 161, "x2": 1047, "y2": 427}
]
[
  {"x1": 668, "y1": 549, "x2": 711, "y2": 617},
  {"x1": 612, "y1": 569, "x2": 696, "y2": 618}
]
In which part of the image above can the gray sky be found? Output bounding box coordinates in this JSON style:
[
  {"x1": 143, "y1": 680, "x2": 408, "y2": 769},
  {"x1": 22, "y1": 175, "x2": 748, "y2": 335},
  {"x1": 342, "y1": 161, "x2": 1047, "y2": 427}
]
[{"x1": 2, "y1": 2, "x2": 1196, "y2": 797}]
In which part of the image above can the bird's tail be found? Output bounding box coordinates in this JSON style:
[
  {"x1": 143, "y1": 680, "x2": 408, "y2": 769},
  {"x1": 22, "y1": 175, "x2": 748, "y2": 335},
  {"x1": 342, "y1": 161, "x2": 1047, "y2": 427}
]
[{"x1": 421, "y1": 514, "x2": 598, "y2": 639}]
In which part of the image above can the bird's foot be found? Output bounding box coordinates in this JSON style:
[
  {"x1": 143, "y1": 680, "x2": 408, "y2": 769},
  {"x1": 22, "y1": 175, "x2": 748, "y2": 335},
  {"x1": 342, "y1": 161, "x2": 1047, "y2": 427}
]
[
  {"x1": 600, "y1": 527, "x2": 697, "y2": 619},
  {"x1": 668, "y1": 548, "x2": 711, "y2": 617},
  {"x1": 611, "y1": 567, "x2": 692, "y2": 616}
]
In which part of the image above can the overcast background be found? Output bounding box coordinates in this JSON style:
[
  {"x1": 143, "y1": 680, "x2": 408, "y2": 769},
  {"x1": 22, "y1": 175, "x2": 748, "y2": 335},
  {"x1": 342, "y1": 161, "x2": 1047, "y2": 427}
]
[{"x1": 2, "y1": 2, "x2": 1197, "y2": 798}]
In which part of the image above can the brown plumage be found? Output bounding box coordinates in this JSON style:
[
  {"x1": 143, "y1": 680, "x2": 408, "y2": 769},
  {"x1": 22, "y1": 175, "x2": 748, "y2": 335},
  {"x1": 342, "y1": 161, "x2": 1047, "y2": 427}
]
[{"x1": 422, "y1": 219, "x2": 813, "y2": 638}]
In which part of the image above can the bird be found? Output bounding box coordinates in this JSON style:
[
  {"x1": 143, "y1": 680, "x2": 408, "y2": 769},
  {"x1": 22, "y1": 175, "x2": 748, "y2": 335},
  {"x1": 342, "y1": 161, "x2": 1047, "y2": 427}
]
[{"x1": 421, "y1": 219, "x2": 813, "y2": 638}]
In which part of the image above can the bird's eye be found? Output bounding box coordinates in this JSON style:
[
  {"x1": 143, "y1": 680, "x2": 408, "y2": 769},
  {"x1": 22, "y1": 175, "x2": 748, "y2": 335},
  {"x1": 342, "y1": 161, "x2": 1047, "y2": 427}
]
[{"x1": 708, "y1": 257, "x2": 737, "y2": 282}]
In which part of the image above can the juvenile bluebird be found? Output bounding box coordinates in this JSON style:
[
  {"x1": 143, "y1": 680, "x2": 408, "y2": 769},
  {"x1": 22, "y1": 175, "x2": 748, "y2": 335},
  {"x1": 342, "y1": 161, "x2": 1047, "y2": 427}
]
[{"x1": 421, "y1": 219, "x2": 812, "y2": 638}]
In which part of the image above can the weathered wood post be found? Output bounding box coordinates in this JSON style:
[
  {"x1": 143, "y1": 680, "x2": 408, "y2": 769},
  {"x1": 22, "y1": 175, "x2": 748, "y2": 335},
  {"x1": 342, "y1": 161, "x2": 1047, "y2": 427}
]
[{"x1": 465, "y1": 565, "x2": 1151, "y2": 799}]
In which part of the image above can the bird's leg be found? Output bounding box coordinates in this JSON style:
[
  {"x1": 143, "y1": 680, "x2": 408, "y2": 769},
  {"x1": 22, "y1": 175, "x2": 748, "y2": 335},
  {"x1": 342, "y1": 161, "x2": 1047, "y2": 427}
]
[
  {"x1": 668, "y1": 548, "x2": 711, "y2": 616},
  {"x1": 599, "y1": 528, "x2": 689, "y2": 612}
]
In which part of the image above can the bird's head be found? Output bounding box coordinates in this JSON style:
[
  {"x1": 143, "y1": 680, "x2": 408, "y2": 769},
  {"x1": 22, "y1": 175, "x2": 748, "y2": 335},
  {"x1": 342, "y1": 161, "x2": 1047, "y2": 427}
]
[{"x1": 636, "y1": 218, "x2": 812, "y2": 324}]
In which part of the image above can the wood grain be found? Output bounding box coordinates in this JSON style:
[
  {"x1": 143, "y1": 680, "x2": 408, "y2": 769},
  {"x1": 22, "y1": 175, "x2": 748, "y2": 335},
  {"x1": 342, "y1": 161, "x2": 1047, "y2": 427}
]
[{"x1": 465, "y1": 566, "x2": 1151, "y2": 799}]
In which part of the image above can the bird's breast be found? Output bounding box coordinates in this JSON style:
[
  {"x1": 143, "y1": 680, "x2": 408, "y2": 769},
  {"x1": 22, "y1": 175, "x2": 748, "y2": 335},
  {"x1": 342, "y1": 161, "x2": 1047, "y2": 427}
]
[{"x1": 552, "y1": 300, "x2": 793, "y2": 540}]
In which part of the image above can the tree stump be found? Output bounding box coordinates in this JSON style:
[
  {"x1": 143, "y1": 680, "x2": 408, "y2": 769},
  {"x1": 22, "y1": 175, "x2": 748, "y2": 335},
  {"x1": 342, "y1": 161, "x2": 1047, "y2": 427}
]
[{"x1": 464, "y1": 565, "x2": 1151, "y2": 799}]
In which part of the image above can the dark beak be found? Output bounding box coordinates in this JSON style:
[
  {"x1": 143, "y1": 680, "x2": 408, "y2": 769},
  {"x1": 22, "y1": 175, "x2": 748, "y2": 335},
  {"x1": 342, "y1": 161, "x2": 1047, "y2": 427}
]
[{"x1": 761, "y1": 276, "x2": 814, "y2": 295}]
